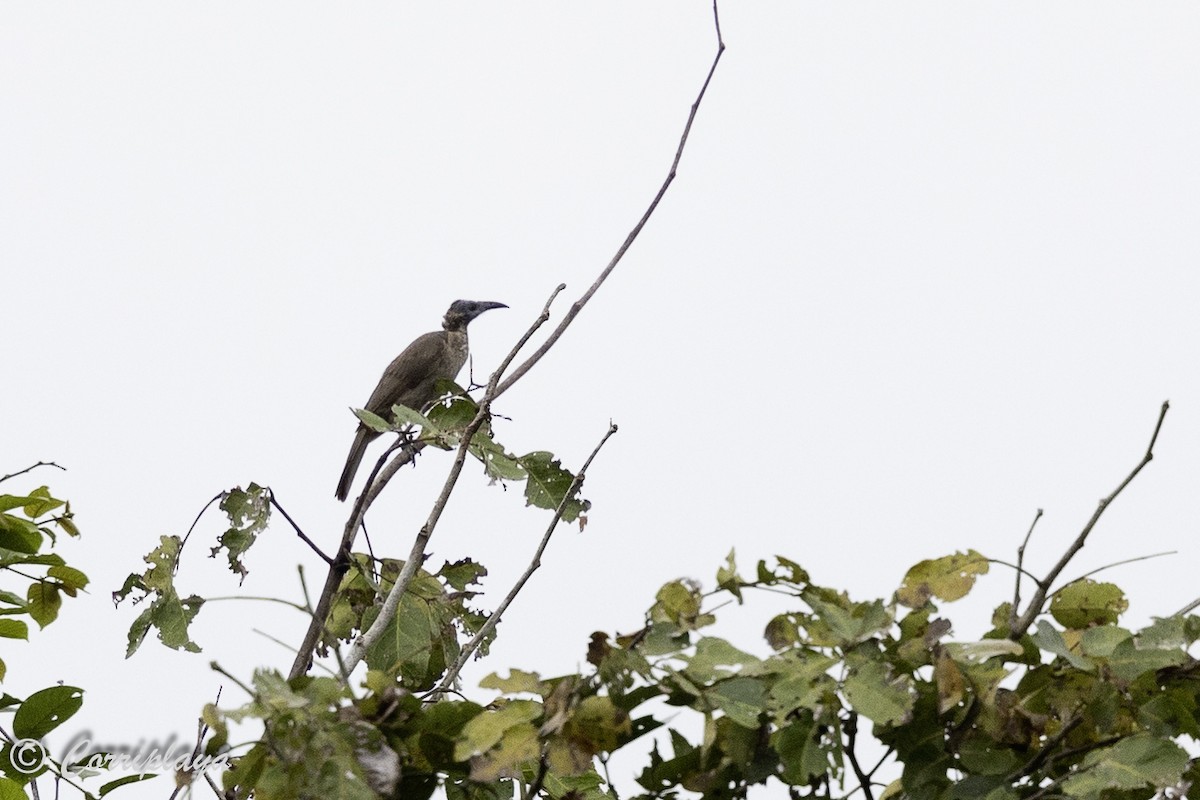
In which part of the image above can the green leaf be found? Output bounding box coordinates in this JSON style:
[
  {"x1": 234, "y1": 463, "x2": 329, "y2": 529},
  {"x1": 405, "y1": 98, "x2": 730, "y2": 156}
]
[
  {"x1": 773, "y1": 719, "x2": 833, "y2": 785},
  {"x1": 388, "y1": 403, "x2": 436, "y2": 430},
  {"x1": 479, "y1": 670, "x2": 544, "y2": 695},
  {"x1": 353, "y1": 407, "x2": 393, "y2": 433},
  {"x1": 0, "y1": 514, "x2": 43, "y2": 554},
  {"x1": 1063, "y1": 734, "x2": 1188, "y2": 798},
  {"x1": 467, "y1": 723, "x2": 539, "y2": 783},
  {"x1": 471, "y1": 437, "x2": 527, "y2": 482},
  {"x1": 46, "y1": 565, "x2": 89, "y2": 592},
  {"x1": 437, "y1": 558, "x2": 487, "y2": 591},
  {"x1": 13, "y1": 686, "x2": 83, "y2": 739},
  {"x1": 1050, "y1": 580, "x2": 1127, "y2": 628},
  {"x1": 517, "y1": 452, "x2": 585, "y2": 522},
  {"x1": 717, "y1": 549, "x2": 744, "y2": 601},
  {"x1": 26, "y1": 582, "x2": 61, "y2": 628},
  {"x1": 99, "y1": 773, "x2": 158, "y2": 796},
  {"x1": 685, "y1": 637, "x2": 761, "y2": 682},
  {"x1": 0, "y1": 620, "x2": 28, "y2": 641},
  {"x1": 0, "y1": 778, "x2": 29, "y2": 800},
  {"x1": 211, "y1": 484, "x2": 271, "y2": 582},
  {"x1": 896, "y1": 550, "x2": 989, "y2": 608},
  {"x1": 1106, "y1": 637, "x2": 1186, "y2": 684},
  {"x1": 843, "y1": 659, "x2": 914, "y2": 726},
  {"x1": 1031, "y1": 621, "x2": 1093, "y2": 671},
  {"x1": 707, "y1": 677, "x2": 766, "y2": 729},
  {"x1": 454, "y1": 700, "x2": 542, "y2": 761},
  {"x1": 803, "y1": 588, "x2": 892, "y2": 646}
]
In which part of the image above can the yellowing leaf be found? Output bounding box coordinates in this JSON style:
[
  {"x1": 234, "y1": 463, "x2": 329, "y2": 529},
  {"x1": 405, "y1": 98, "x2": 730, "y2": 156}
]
[{"x1": 896, "y1": 550, "x2": 989, "y2": 608}]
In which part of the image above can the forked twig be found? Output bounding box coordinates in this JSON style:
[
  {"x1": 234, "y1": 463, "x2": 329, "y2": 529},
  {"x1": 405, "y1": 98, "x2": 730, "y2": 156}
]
[{"x1": 1010, "y1": 401, "x2": 1170, "y2": 639}]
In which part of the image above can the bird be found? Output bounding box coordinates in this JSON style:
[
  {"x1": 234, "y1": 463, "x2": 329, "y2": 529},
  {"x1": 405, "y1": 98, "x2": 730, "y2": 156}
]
[{"x1": 335, "y1": 299, "x2": 508, "y2": 502}]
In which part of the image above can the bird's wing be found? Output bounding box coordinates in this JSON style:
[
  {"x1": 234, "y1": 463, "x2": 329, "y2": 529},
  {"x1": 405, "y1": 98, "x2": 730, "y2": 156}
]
[{"x1": 362, "y1": 331, "x2": 445, "y2": 416}]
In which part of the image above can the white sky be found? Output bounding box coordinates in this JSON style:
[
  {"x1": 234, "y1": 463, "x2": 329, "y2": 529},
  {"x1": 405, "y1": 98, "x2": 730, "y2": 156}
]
[{"x1": 4, "y1": 3, "x2": 1200, "y2": 797}]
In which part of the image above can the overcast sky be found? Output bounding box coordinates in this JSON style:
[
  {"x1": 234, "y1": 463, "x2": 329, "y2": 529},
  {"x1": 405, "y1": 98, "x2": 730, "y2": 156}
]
[{"x1": 4, "y1": 3, "x2": 1200, "y2": 797}]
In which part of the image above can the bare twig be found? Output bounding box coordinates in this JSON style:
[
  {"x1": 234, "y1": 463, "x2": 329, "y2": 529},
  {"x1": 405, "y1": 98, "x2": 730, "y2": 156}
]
[
  {"x1": 268, "y1": 491, "x2": 333, "y2": 565},
  {"x1": 1010, "y1": 401, "x2": 1170, "y2": 639},
  {"x1": 1050, "y1": 550, "x2": 1176, "y2": 596},
  {"x1": 492, "y1": 1, "x2": 726, "y2": 400},
  {"x1": 988, "y1": 558, "x2": 1041, "y2": 584},
  {"x1": 1010, "y1": 508, "x2": 1043, "y2": 629},
  {"x1": 431, "y1": 422, "x2": 618, "y2": 696},
  {"x1": 179, "y1": 493, "x2": 224, "y2": 552},
  {"x1": 1174, "y1": 596, "x2": 1200, "y2": 617},
  {"x1": 290, "y1": 0, "x2": 725, "y2": 680},
  {"x1": 0, "y1": 461, "x2": 66, "y2": 484}
]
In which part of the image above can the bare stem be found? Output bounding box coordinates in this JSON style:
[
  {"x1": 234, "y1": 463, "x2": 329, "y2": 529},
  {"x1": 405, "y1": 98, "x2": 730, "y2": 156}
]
[
  {"x1": 1010, "y1": 401, "x2": 1170, "y2": 639},
  {"x1": 289, "y1": 0, "x2": 726, "y2": 680},
  {"x1": 0, "y1": 461, "x2": 66, "y2": 484},
  {"x1": 1010, "y1": 508, "x2": 1043, "y2": 629},
  {"x1": 431, "y1": 423, "x2": 618, "y2": 696},
  {"x1": 492, "y1": 1, "x2": 726, "y2": 400}
]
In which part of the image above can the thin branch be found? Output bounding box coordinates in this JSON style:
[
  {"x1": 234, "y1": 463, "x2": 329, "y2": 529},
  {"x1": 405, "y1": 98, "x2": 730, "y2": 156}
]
[
  {"x1": 431, "y1": 422, "x2": 618, "y2": 697},
  {"x1": 0, "y1": 462, "x2": 66, "y2": 484},
  {"x1": 1174, "y1": 596, "x2": 1200, "y2": 617},
  {"x1": 1011, "y1": 508, "x2": 1043, "y2": 629},
  {"x1": 491, "y1": 1, "x2": 726, "y2": 401},
  {"x1": 1006, "y1": 714, "x2": 1083, "y2": 782},
  {"x1": 988, "y1": 558, "x2": 1041, "y2": 584},
  {"x1": 268, "y1": 491, "x2": 332, "y2": 565},
  {"x1": 179, "y1": 493, "x2": 224, "y2": 552},
  {"x1": 843, "y1": 712, "x2": 875, "y2": 800},
  {"x1": 1048, "y1": 550, "x2": 1176, "y2": 599},
  {"x1": 204, "y1": 595, "x2": 310, "y2": 613},
  {"x1": 1010, "y1": 401, "x2": 1169, "y2": 639},
  {"x1": 289, "y1": 0, "x2": 725, "y2": 680}
]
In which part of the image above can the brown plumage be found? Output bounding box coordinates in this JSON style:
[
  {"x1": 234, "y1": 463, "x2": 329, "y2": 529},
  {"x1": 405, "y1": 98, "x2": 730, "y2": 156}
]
[{"x1": 335, "y1": 299, "x2": 507, "y2": 502}]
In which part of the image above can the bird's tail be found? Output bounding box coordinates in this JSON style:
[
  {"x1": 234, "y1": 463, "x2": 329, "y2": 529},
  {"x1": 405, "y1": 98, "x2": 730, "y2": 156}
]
[{"x1": 335, "y1": 427, "x2": 372, "y2": 502}]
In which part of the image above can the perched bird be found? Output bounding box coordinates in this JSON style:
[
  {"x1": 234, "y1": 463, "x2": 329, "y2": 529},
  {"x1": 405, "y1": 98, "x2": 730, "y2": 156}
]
[{"x1": 335, "y1": 299, "x2": 507, "y2": 502}]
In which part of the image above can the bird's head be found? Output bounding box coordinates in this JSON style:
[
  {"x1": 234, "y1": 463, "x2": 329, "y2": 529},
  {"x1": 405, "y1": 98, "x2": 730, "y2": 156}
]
[{"x1": 443, "y1": 299, "x2": 508, "y2": 331}]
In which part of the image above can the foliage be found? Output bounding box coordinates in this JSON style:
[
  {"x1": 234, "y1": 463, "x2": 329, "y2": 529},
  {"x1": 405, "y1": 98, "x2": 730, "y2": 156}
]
[{"x1": 0, "y1": 469, "x2": 159, "y2": 799}]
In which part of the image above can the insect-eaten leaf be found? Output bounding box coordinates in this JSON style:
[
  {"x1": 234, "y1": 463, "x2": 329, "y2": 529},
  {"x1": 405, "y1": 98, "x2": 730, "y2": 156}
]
[
  {"x1": 518, "y1": 451, "x2": 588, "y2": 523},
  {"x1": 210, "y1": 484, "x2": 271, "y2": 583}
]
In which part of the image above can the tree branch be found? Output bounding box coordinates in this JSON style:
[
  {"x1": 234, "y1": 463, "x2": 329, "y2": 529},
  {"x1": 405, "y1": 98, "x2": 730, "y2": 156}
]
[
  {"x1": 1010, "y1": 508, "x2": 1043, "y2": 630},
  {"x1": 0, "y1": 461, "x2": 66, "y2": 485},
  {"x1": 1010, "y1": 401, "x2": 1169, "y2": 639},
  {"x1": 843, "y1": 712, "x2": 875, "y2": 800},
  {"x1": 289, "y1": 0, "x2": 725, "y2": 680},
  {"x1": 431, "y1": 422, "x2": 618, "y2": 697},
  {"x1": 491, "y1": 0, "x2": 726, "y2": 400}
]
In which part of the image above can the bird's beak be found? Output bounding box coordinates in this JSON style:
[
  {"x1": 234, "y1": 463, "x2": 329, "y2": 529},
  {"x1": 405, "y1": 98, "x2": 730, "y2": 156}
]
[{"x1": 478, "y1": 301, "x2": 508, "y2": 312}]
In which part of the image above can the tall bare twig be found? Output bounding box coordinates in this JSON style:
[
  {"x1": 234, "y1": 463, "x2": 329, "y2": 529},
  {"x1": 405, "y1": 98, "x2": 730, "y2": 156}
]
[
  {"x1": 289, "y1": 2, "x2": 727, "y2": 681},
  {"x1": 1010, "y1": 401, "x2": 1170, "y2": 639}
]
